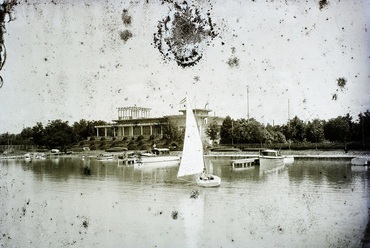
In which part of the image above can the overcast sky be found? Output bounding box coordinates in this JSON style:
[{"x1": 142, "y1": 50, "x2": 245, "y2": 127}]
[{"x1": 0, "y1": 0, "x2": 369, "y2": 133}]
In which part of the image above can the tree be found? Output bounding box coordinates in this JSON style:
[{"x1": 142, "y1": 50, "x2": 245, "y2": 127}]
[
  {"x1": 31, "y1": 122, "x2": 46, "y2": 147},
  {"x1": 162, "y1": 117, "x2": 181, "y2": 143},
  {"x1": 305, "y1": 119, "x2": 325, "y2": 143},
  {"x1": 355, "y1": 110, "x2": 370, "y2": 147},
  {"x1": 324, "y1": 115, "x2": 351, "y2": 143},
  {"x1": 284, "y1": 116, "x2": 306, "y2": 142},
  {"x1": 44, "y1": 120, "x2": 75, "y2": 150},
  {"x1": 20, "y1": 127, "x2": 33, "y2": 140},
  {"x1": 231, "y1": 118, "x2": 266, "y2": 144},
  {"x1": 205, "y1": 119, "x2": 219, "y2": 145},
  {"x1": 72, "y1": 119, "x2": 105, "y2": 140},
  {"x1": 220, "y1": 116, "x2": 233, "y2": 144},
  {"x1": 266, "y1": 124, "x2": 287, "y2": 143}
]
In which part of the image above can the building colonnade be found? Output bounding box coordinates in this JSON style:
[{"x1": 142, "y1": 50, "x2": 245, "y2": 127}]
[{"x1": 95, "y1": 123, "x2": 163, "y2": 138}]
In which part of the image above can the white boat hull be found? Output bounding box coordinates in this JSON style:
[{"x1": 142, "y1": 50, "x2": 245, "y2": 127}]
[
  {"x1": 283, "y1": 155, "x2": 294, "y2": 164},
  {"x1": 259, "y1": 156, "x2": 285, "y2": 171},
  {"x1": 137, "y1": 156, "x2": 180, "y2": 163},
  {"x1": 134, "y1": 156, "x2": 180, "y2": 168},
  {"x1": 351, "y1": 156, "x2": 369, "y2": 166},
  {"x1": 97, "y1": 158, "x2": 114, "y2": 161},
  {"x1": 97, "y1": 154, "x2": 114, "y2": 161},
  {"x1": 196, "y1": 175, "x2": 221, "y2": 187}
]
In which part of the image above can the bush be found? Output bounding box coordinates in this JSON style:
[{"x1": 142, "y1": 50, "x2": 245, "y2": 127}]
[
  {"x1": 127, "y1": 143, "x2": 137, "y2": 150},
  {"x1": 138, "y1": 140, "x2": 146, "y2": 146},
  {"x1": 123, "y1": 137, "x2": 128, "y2": 141},
  {"x1": 139, "y1": 145, "x2": 149, "y2": 150},
  {"x1": 137, "y1": 135, "x2": 145, "y2": 141},
  {"x1": 90, "y1": 144, "x2": 97, "y2": 150},
  {"x1": 89, "y1": 136, "x2": 96, "y2": 141},
  {"x1": 149, "y1": 135, "x2": 155, "y2": 140}
]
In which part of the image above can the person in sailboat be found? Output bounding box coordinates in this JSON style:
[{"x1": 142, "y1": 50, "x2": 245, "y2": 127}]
[{"x1": 200, "y1": 169, "x2": 214, "y2": 181}]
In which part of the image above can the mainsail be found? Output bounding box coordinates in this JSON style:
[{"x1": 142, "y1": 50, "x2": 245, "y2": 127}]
[{"x1": 177, "y1": 97, "x2": 204, "y2": 178}]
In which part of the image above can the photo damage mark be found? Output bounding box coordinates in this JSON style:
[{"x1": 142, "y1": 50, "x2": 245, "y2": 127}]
[
  {"x1": 121, "y1": 9, "x2": 132, "y2": 26},
  {"x1": 331, "y1": 77, "x2": 347, "y2": 101},
  {"x1": 0, "y1": 0, "x2": 17, "y2": 88},
  {"x1": 153, "y1": 1, "x2": 218, "y2": 67},
  {"x1": 119, "y1": 9, "x2": 132, "y2": 42},
  {"x1": 319, "y1": 0, "x2": 328, "y2": 10},
  {"x1": 227, "y1": 57, "x2": 239, "y2": 68},
  {"x1": 120, "y1": 30, "x2": 133, "y2": 42},
  {"x1": 336, "y1": 77, "x2": 347, "y2": 90}
]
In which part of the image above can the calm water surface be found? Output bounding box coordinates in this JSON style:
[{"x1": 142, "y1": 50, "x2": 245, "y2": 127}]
[{"x1": 0, "y1": 157, "x2": 369, "y2": 248}]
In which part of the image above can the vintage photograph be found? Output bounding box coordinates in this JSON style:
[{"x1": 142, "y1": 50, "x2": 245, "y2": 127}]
[{"x1": 0, "y1": 0, "x2": 369, "y2": 247}]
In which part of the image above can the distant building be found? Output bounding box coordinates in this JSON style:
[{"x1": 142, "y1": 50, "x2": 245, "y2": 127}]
[{"x1": 94, "y1": 105, "x2": 224, "y2": 145}]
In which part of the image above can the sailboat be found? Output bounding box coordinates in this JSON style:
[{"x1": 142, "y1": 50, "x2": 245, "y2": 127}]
[{"x1": 177, "y1": 97, "x2": 221, "y2": 187}]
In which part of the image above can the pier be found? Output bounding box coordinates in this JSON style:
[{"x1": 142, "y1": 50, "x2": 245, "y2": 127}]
[{"x1": 230, "y1": 158, "x2": 259, "y2": 170}]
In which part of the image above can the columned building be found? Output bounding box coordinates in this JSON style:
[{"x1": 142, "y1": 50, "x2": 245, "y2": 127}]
[{"x1": 95, "y1": 105, "x2": 224, "y2": 145}]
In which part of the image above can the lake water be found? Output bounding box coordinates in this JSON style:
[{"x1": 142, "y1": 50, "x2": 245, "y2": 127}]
[{"x1": 0, "y1": 156, "x2": 369, "y2": 248}]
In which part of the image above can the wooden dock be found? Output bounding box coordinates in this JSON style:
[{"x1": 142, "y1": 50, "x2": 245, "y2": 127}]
[
  {"x1": 117, "y1": 158, "x2": 136, "y2": 166},
  {"x1": 230, "y1": 158, "x2": 259, "y2": 170}
]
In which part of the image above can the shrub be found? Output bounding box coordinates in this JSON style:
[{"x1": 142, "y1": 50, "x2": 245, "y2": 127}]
[
  {"x1": 127, "y1": 143, "x2": 137, "y2": 150},
  {"x1": 139, "y1": 145, "x2": 149, "y2": 150},
  {"x1": 137, "y1": 135, "x2": 145, "y2": 141},
  {"x1": 90, "y1": 136, "x2": 96, "y2": 141}
]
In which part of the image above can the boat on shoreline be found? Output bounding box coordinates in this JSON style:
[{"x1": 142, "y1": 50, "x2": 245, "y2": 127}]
[
  {"x1": 259, "y1": 149, "x2": 285, "y2": 168},
  {"x1": 131, "y1": 148, "x2": 180, "y2": 168},
  {"x1": 118, "y1": 148, "x2": 180, "y2": 168},
  {"x1": 97, "y1": 153, "x2": 114, "y2": 161}
]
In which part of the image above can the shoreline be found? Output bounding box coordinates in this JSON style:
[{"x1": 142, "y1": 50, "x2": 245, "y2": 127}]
[{"x1": 1, "y1": 149, "x2": 369, "y2": 159}]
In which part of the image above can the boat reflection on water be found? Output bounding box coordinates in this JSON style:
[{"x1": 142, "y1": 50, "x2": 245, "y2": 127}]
[{"x1": 178, "y1": 192, "x2": 204, "y2": 247}]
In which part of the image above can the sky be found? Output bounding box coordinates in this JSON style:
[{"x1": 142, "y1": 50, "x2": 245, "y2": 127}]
[{"x1": 0, "y1": 0, "x2": 369, "y2": 133}]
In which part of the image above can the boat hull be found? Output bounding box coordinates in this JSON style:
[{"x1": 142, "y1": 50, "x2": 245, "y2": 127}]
[
  {"x1": 283, "y1": 155, "x2": 294, "y2": 164},
  {"x1": 134, "y1": 156, "x2": 180, "y2": 168},
  {"x1": 137, "y1": 156, "x2": 180, "y2": 163},
  {"x1": 97, "y1": 154, "x2": 114, "y2": 161},
  {"x1": 196, "y1": 175, "x2": 221, "y2": 187},
  {"x1": 259, "y1": 156, "x2": 285, "y2": 171},
  {"x1": 351, "y1": 156, "x2": 369, "y2": 166}
]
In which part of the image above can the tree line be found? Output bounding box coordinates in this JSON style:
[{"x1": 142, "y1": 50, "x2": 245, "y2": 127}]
[
  {"x1": 0, "y1": 119, "x2": 108, "y2": 151},
  {"x1": 209, "y1": 110, "x2": 370, "y2": 149},
  {"x1": 0, "y1": 110, "x2": 369, "y2": 151}
]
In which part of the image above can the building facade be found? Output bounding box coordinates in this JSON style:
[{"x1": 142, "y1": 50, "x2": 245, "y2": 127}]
[{"x1": 95, "y1": 106, "x2": 224, "y2": 145}]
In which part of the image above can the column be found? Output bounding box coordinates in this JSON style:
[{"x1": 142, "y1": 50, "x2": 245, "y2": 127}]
[
  {"x1": 104, "y1": 128, "x2": 107, "y2": 137},
  {"x1": 96, "y1": 128, "x2": 99, "y2": 137}
]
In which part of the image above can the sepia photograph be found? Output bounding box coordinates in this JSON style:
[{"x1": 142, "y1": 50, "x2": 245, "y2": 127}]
[{"x1": 0, "y1": 0, "x2": 369, "y2": 247}]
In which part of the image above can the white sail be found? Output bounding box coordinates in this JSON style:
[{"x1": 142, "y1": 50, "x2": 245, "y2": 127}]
[{"x1": 177, "y1": 97, "x2": 205, "y2": 178}]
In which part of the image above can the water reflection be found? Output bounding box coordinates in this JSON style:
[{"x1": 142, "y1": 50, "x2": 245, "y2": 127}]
[
  {"x1": 288, "y1": 160, "x2": 355, "y2": 187},
  {"x1": 1, "y1": 157, "x2": 369, "y2": 247}
]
